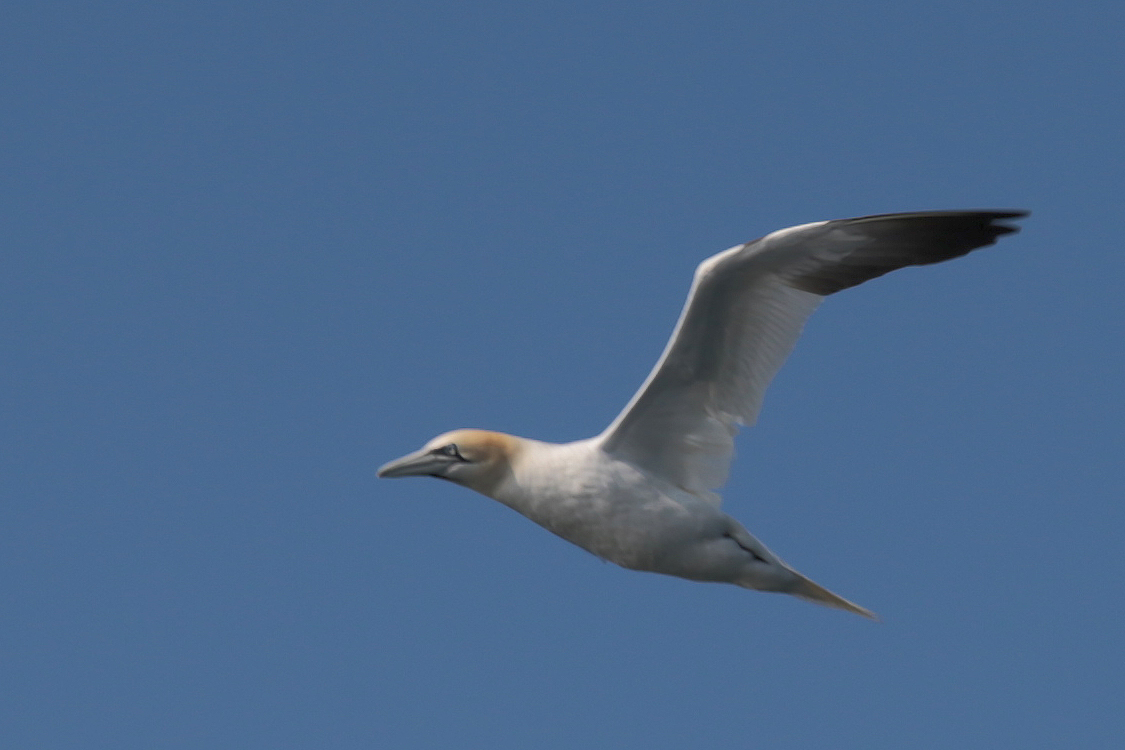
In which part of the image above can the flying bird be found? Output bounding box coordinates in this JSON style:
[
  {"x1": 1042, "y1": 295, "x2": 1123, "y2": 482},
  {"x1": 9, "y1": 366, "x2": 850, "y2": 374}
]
[{"x1": 379, "y1": 210, "x2": 1027, "y2": 618}]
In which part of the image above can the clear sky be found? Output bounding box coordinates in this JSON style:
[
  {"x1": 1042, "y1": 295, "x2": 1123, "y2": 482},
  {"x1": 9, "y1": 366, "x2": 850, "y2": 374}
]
[{"x1": 3, "y1": 2, "x2": 1122, "y2": 748}]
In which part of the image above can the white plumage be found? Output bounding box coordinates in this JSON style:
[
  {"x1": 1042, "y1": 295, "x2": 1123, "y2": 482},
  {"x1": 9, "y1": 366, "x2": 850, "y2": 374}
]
[{"x1": 379, "y1": 211, "x2": 1026, "y2": 618}]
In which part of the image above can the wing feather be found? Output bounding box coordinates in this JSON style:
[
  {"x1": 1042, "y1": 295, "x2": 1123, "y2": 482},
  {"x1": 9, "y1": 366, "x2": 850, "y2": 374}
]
[{"x1": 597, "y1": 211, "x2": 1026, "y2": 497}]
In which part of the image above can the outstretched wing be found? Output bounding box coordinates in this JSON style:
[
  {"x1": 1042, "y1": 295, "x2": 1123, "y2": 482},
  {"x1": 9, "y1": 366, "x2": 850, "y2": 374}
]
[{"x1": 596, "y1": 211, "x2": 1027, "y2": 498}]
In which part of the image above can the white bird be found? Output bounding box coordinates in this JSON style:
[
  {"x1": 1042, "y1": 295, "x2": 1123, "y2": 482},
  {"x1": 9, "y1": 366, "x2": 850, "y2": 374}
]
[{"x1": 379, "y1": 210, "x2": 1027, "y2": 618}]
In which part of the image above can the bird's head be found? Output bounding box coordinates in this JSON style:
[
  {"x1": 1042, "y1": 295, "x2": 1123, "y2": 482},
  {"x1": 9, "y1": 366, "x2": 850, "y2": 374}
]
[{"x1": 377, "y1": 429, "x2": 520, "y2": 496}]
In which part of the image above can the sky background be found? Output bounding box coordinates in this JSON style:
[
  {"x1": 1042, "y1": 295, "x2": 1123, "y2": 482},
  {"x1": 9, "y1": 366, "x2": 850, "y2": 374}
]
[{"x1": 3, "y1": 1, "x2": 1123, "y2": 748}]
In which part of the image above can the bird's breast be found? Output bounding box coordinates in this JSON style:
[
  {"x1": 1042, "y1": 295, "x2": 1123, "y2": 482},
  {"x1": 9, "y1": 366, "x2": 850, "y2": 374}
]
[{"x1": 491, "y1": 440, "x2": 727, "y2": 569}]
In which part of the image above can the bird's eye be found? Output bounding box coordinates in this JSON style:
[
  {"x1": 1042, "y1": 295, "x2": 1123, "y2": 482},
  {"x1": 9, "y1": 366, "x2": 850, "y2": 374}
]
[{"x1": 433, "y1": 443, "x2": 465, "y2": 460}]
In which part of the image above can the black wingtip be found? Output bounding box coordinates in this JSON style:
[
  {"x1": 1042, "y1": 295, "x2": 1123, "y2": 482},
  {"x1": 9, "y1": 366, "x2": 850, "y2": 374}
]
[
  {"x1": 987, "y1": 210, "x2": 1029, "y2": 235},
  {"x1": 847, "y1": 209, "x2": 1029, "y2": 222},
  {"x1": 785, "y1": 210, "x2": 1029, "y2": 296}
]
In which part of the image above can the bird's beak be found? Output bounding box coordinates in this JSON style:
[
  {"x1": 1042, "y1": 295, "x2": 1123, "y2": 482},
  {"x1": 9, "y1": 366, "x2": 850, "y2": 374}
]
[{"x1": 377, "y1": 448, "x2": 449, "y2": 478}]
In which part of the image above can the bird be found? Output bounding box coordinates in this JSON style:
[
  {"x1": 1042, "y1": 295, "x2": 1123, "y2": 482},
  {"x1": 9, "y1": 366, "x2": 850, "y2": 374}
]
[{"x1": 378, "y1": 210, "x2": 1027, "y2": 618}]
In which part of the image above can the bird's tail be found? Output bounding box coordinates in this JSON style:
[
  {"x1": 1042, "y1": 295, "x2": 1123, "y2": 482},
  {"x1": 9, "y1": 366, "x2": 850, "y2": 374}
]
[{"x1": 790, "y1": 574, "x2": 879, "y2": 620}]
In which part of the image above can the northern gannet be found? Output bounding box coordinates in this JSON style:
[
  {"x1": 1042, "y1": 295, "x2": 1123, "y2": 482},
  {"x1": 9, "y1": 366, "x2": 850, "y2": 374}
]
[{"x1": 379, "y1": 211, "x2": 1027, "y2": 618}]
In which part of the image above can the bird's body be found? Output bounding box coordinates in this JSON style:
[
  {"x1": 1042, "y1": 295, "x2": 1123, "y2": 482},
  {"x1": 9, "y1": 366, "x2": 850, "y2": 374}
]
[
  {"x1": 489, "y1": 435, "x2": 729, "y2": 575},
  {"x1": 380, "y1": 211, "x2": 1027, "y2": 618}
]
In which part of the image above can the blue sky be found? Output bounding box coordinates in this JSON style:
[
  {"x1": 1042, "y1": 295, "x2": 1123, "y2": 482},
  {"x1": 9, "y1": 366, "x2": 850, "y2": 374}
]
[{"x1": 3, "y1": 2, "x2": 1123, "y2": 747}]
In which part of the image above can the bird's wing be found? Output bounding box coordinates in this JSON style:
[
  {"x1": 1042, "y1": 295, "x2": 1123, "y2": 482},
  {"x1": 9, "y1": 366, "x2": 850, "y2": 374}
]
[{"x1": 597, "y1": 211, "x2": 1026, "y2": 499}]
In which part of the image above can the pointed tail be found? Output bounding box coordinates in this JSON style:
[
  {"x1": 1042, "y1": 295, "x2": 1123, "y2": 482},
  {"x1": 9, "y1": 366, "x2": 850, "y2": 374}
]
[{"x1": 791, "y1": 574, "x2": 879, "y2": 620}]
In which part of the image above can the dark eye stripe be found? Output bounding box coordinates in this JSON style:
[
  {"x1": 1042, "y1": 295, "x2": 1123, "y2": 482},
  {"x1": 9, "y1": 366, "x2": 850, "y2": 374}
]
[{"x1": 432, "y1": 444, "x2": 466, "y2": 461}]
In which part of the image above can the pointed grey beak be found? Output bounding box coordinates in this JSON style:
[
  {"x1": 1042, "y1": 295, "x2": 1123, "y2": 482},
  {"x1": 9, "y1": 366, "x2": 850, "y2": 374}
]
[{"x1": 377, "y1": 448, "x2": 450, "y2": 478}]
